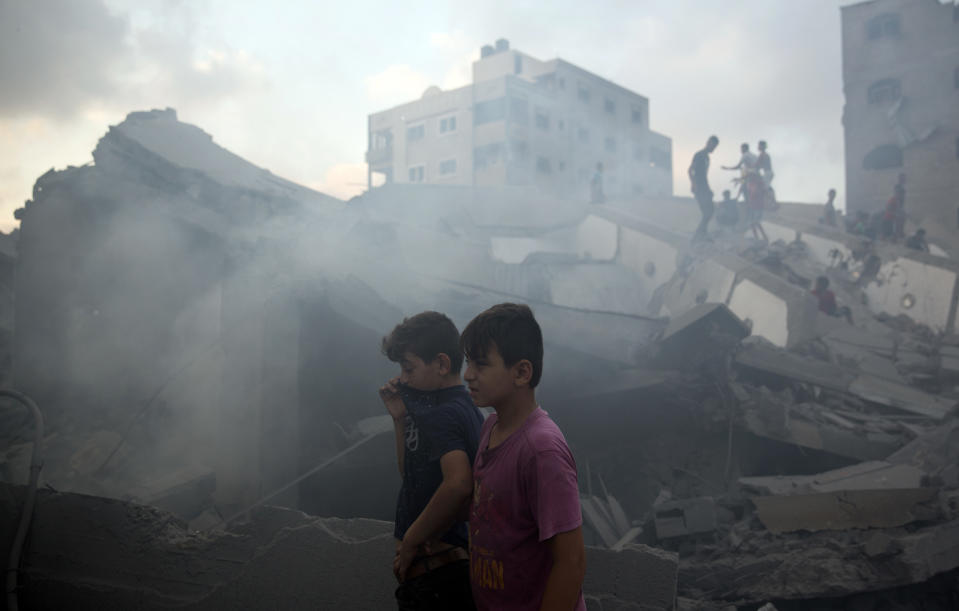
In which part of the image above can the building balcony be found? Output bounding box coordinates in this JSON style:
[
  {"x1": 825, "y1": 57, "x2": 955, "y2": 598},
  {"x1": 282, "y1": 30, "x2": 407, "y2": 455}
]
[{"x1": 366, "y1": 147, "x2": 393, "y2": 165}]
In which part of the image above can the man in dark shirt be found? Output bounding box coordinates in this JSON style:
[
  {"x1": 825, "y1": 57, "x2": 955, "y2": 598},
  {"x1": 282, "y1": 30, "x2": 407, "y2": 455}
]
[
  {"x1": 689, "y1": 135, "x2": 719, "y2": 242},
  {"x1": 379, "y1": 311, "x2": 484, "y2": 610},
  {"x1": 822, "y1": 189, "x2": 838, "y2": 227}
]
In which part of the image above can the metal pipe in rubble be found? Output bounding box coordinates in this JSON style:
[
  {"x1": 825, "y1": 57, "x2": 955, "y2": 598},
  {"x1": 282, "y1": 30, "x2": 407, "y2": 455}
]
[{"x1": 3, "y1": 389, "x2": 44, "y2": 611}]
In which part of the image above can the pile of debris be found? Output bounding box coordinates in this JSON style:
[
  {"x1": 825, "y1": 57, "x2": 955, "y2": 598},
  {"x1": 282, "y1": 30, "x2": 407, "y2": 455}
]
[{"x1": 579, "y1": 302, "x2": 959, "y2": 609}]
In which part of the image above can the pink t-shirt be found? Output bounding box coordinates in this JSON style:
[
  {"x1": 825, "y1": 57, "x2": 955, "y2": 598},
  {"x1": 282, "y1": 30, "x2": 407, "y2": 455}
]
[{"x1": 469, "y1": 407, "x2": 586, "y2": 611}]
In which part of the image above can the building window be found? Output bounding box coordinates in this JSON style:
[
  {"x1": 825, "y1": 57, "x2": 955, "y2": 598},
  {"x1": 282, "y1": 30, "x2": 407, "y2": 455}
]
[
  {"x1": 372, "y1": 129, "x2": 393, "y2": 150},
  {"x1": 558, "y1": 119, "x2": 564, "y2": 130},
  {"x1": 633, "y1": 143, "x2": 644, "y2": 160},
  {"x1": 633, "y1": 183, "x2": 645, "y2": 195},
  {"x1": 866, "y1": 13, "x2": 901, "y2": 40},
  {"x1": 578, "y1": 85, "x2": 590, "y2": 103},
  {"x1": 862, "y1": 144, "x2": 902, "y2": 170},
  {"x1": 408, "y1": 165, "x2": 425, "y2": 182},
  {"x1": 406, "y1": 124, "x2": 425, "y2": 141},
  {"x1": 631, "y1": 108, "x2": 643, "y2": 124},
  {"x1": 605, "y1": 137, "x2": 617, "y2": 153},
  {"x1": 559, "y1": 161, "x2": 566, "y2": 172},
  {"x1": 514, "y1": 55, "x2": 523, "y2": 74},
  {"x1": 474, "y1": 97, "x2": 506, "y2": 125},
  {"x1": 510, "y1": 140, "x2": 529, "y2": 159},
  {"x1": 439, "y1": 115, "x2": 457, "y2": 133},
  {"x1": 559, "y1": 78, "x2": 566, "y2": 90},
  {"x1": 868, "y1": 78, "x2": 901, "y2": 105},
  {"x1": 578, "y1": 127, "x2": 589, "y2": 142},
  {"x1": 535, "y1": 111, "x2": 550, "y2": 130},
  {"x1": 536, "y1": 156, "x2": 551, "y2": 174},
  {"x1": 604, "y1": 98, "x2": 615, "y2": 114},
  {"x1": 439, "y1": 159, "x2": 457, "y2": 175},
  {"x1": 509, "y1": 97, "x2": 528, "y2": 125},
  {"x1": 650, "y1": 148, "x2": 671, "y2": 171},
  {"x1": 474, "y1": 142, "x2": 504, "y2": 169}
]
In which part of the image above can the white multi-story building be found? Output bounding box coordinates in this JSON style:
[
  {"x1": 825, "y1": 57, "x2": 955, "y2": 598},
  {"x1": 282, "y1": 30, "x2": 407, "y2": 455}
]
[{"x1": 366, "y1": 40, "x2": 673, "y2": 200}]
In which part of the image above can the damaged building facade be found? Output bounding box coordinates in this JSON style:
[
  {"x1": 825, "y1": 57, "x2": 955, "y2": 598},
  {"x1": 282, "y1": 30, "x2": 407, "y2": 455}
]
[
  {"x1": 841, "y1": 0, "x2": 959, "y2": 236},
  {"x1": 366, "y1": 39, "x2": 674, "y2": 200}
]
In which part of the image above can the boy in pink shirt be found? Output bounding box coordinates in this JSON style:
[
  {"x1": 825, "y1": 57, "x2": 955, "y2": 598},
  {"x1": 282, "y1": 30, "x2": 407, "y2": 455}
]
[{"x1": 460, "y1": 303, "x2": 586, "y2": 610}]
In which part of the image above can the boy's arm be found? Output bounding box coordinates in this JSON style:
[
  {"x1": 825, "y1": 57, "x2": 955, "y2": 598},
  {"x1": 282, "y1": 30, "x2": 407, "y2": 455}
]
[
  {"x1": 378, "y1": 378, "x2": 406, "y2": 474},
  {"x1": 538, "y1": 527, "x2": 587, "y2": 611},
  {"x1": 394, "y1": 449, "x2": 473, "y2": 580}
]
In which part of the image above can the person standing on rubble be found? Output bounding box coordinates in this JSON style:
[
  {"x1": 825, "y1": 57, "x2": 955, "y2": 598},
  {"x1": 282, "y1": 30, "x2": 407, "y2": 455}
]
[
  {"x1": 756, "y1": 140, "x2": 775, "y2": 207},
  {"x1": 379, "y1": 311, "x2": 484, "y2": 610},
  {"x1": 822, "y1": 189, "x2": 838, "y2": 227},
  {"x1": 461, "y1": 303, "x2": 586, "y2": 611},
  {"x1": 689, "y1": 135, "x2": 719, "y2": 242}
]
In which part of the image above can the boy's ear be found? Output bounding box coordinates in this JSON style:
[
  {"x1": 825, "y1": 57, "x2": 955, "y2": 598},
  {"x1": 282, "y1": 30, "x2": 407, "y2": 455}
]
[
  {"x1": 512, "y1": 359, "x2": 533, "y2": 387},
  {"x1": 434, "y1": 353, "x2": 452, "y2": 376}
]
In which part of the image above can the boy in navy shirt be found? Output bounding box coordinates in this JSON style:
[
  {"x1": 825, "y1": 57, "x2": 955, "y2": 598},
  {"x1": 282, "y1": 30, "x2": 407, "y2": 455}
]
[{"x1": 379, "y1": 311, "x2": 484, "y2": 610}]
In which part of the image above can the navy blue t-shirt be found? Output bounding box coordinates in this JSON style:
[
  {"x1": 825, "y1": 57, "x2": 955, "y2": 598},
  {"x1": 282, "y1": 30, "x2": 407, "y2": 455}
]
[{"x1": 393, "y1": 384, "x2": 484, "y2": 549}]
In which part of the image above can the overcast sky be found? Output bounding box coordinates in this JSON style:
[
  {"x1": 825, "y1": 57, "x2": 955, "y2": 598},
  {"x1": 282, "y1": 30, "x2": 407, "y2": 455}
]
[{"x1": 1, "y1": 0, "x2": 872, "y2": 233}]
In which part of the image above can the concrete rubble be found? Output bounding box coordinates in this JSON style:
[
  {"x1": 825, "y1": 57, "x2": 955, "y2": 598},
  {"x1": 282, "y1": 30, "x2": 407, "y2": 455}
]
[{"x1": 3, "y1": 109, "x2": 959, "y2": 609}]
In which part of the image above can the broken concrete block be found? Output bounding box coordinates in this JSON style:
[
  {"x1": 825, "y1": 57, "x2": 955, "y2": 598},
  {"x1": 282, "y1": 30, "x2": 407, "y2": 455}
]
[
  {"x1": 657, "y1": 303, "x2": 750, "y2": 369},
  {"x1": 752, "y1": 488, "x2": 940, "y2": 534},
  {"x1": 584, "y1": 543, "x2": 678, "y2": 611},
  {"x1": 654, "y1": 497, "x2": 717, "y2": 540},
  {"x1": 739, "y1": 461, "x2": 925, "y2": 496},
  {"x1": 848, "y1": 375, "x2": 956, "y2": 421}
]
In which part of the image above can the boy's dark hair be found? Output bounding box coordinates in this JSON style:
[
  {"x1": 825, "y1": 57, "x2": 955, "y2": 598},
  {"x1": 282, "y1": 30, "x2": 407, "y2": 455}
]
[
  {"x1": 381, "y1": 311, "x2": 463, "y2": 374},
  {"x1": 460, "y1": 303, "x2": 544, "y2": 388}
]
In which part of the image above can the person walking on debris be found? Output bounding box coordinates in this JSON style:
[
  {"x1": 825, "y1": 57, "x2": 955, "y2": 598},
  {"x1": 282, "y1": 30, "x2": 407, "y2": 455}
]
[
  {"x1": 462, "y1": 303, "x2": 587, "y2": 611},
  {"x1": 589, "y1": 162, "x2": 605, "y2": 205},
  {"x1": 722, "y1": 143, "x2": 757, "y2": 202},
  {"x1": 722, "y1": 143, "x2": 757, "y2": 174},
  {"x1": 379, "y1": 311, "x2": 484, "y2": 610},
  {"x1": 821, "y1": 189, "x2": 838, "y2": 227},
  {"x1": 906, "y1": 228, "x2": 929, "y2": 253},
  {"x1": 689, "y1": 135, "x2": 719, "y2": 242},
  {"x1": 811, "y1": 276, "x2": 853, "y2": 324},
  {"x1": 756, "y1": 140, "x2": 775, "y2": 207}
]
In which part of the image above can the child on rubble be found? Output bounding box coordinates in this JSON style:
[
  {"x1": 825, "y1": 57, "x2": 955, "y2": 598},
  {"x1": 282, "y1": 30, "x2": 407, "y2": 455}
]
[
  {"x1": 379, "y1": 311, "x2": 484, "y2": 610},
  {"x1": 461, "y1": 303, "x2": 586, "y2": 610}
]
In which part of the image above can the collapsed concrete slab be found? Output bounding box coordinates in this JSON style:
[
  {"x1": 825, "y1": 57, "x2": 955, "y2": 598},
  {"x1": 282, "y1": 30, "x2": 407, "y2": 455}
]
[
  {"x1": 0, "y1": 484, "x2": 679, "y2": 610},
  {"x1": 751, "y1": 488, "x2": 940, "y2": 534}
]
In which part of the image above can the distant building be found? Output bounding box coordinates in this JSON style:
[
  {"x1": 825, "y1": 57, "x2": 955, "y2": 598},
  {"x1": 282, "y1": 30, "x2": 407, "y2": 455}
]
[
  {"x1": 366, "y1": 39, "x2": 673, "y2": 200},
  {"x1": 841, "y1": 0, "x2": 959, "y2": 230}
]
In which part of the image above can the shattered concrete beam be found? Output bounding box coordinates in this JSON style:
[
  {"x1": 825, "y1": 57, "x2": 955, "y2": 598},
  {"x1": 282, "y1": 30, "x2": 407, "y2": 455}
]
[
  {"x1": 741, "y1": 410, "x2": 903, "y2": 462},
  {"x1": 736, "y1": 343, "x2": 955, "y2": 422},
  {"x1": 751, "y1": 488, "x2": 940, "y2": 534},
  {"x1": 739, "y1": 461, "x2": 925, "y2": 496}
]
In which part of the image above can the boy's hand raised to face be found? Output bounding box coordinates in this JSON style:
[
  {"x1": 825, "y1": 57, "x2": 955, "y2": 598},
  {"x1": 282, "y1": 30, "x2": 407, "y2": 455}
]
[{"x1": 378, "y1": 377, "x2": 407, "y2": 421}]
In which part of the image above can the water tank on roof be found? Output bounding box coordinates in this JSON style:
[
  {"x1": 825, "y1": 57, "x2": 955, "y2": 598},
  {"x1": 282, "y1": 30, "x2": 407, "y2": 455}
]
[
  {"x1": 481, "y1": 45, "x2": 495, "y2": 58},
  {"x1": 495, "y1": 38, "x2": 509, "y2": 52},
  {"x1": 421, "y1": 86, "x2": 442, "y2": 99}
]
